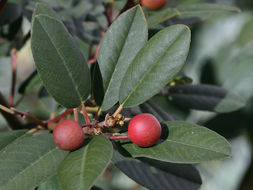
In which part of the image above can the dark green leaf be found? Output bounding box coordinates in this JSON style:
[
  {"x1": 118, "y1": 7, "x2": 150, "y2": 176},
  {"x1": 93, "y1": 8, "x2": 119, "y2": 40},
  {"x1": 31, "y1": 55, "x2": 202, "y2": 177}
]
[
  {"x1": 146, "y1": 8, "x2": 179, "y2": 28},
  {"x1": 168, "y1": 84, "x2": 245, "y2": 113},
  {"x1": 121, "y1": 121, "x2": 231, "y2": 163},
  {"x1": 112, "y1": 151, "x2": 201, "y2": 190},
  {"x1": 91, "y1": 62, "x2": 104, "y2": 106},
  {"x1": 0, "y1": 134, "x2": 68, "y2": 190},
  {"x1": 177, "y1": 3, "x2": 240, "y2": 20},
  {"x1": 97, "y1": 5, "x2": 148, "y2": 110},
  {"x1": 0, "y1": 3, "x2": 22, "y2": 26},
  {"x1": 31, "y1": 14, "x2": 91, "y2": 108},
  {"x1": 0, "y1": 15, "x2": 22, "y2": 41},
  {"x1": 151, "y1": 96, "x2": 190, "y2": 120},
  {"x1": 119, "y1": 25, "x2": 191, "y2": 108},
  {"x1": 139, "y1": 101, "x2": 177, "y2": 121},
  {"x1": 0, "y1": 130, "x2": 27, "y2": 151},
  {"x1": 58, "y1": 135, "x2": 113, "y2": 190},
  {"x1": 18, "y1": 71, "x2": 42, "y2": 94}
]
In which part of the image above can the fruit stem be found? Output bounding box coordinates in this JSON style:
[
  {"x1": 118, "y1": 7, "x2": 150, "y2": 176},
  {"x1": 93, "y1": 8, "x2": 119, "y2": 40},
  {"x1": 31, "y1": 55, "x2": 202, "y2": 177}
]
[
  {"x1": 81, "y1": 101, "x2": 91, "y2": 124},
  {"x1": 73, "y1": 108, "x2": 78, "y2": 122},
  {"x1": 82, "y1": 123, "x2": 94, "y2": 127},
  {"x1": 95, "y1": 107, "x2": 102, "y2": 120},
  {"x1": 109, "y1": 134, "x2": 129, "y2": 140},
  {"x1": 112, "y1": 104, "x2": 123, "y2": 118},
  {"x1": 46, "y1": 109, "x2": 73, "y2": 123}
]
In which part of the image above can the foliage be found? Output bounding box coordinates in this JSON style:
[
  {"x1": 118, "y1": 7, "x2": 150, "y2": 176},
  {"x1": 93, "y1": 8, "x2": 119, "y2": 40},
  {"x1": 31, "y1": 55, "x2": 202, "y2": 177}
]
[{"x1": 0, "y1": 0, "x2": 248, "y2": 190}]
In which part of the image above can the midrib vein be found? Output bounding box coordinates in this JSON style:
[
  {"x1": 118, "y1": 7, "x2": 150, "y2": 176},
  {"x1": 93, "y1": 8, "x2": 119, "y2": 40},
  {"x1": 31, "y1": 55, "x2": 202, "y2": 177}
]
[
  {"x1": 102, "y1": 9, "x2": 139, "y2": 107},
  {"x1": 122, "y1": 28, "x2": 187, "y2": 106},
  {"x1": 36, "y1": 17, "x2": 82, "y2": 102}
]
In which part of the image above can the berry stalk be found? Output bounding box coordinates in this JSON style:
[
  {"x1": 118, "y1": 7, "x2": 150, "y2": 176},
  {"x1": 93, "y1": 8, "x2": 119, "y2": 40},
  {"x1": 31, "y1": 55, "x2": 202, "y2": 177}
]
[{"x1": 109, "y1": 135, "x2": 129, "y2": 140}]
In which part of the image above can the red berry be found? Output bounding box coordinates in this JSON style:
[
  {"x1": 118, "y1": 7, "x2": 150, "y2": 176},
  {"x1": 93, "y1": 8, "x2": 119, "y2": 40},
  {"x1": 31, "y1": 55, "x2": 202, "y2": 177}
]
[
  {"x1": 128, "y1": 113, "x2": 161, "y2": 147},
  {"x1": 141, "y1": 0, "x2": 167, "y2": 10},
  {"x1": 53, "y1": 120, "x2": 85, "y2": 151}
]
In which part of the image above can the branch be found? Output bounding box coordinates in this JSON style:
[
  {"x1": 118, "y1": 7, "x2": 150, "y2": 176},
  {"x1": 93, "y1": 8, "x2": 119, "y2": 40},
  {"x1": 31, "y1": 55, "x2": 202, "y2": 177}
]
[
  {"x1": 10, "y1": 107, "x2": 46, "y2": 127},
  {"x1": 104, "y1": 1, "x2": 114, "y2": 26},
  {"x1": 109, "y1": 135, "x2": 129, "y2": 140},
  {"x1": 0, "y1": 92, "x2": 24, "y2": 129},
  {"x1": 81, "y1": 101, "x2": 91, "y2": 124},
  {"x1": 45, "y1": 109, "x2": 73, "y2": 123}
]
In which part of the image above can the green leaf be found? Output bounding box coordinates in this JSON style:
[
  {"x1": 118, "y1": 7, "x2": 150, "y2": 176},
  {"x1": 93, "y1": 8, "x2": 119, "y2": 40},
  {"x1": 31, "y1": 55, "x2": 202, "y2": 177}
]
[
  {"x1": 32, "y1": 2, "x2": 59, "y2": 19},
  {"x1": 31, "y1": 14, "x2": 91, "y2": 108},
  {"x1": 177, "y1": 3, "x2": 240, "y2": 20},
  {"x1": 97, "y1": 5, "x2": 148, "y2": 110},
  {"x1": 0, "y1": 130, "x2": 27, "y2": 151},
  {"x1": 0, "y1": 3, "x2": 22, "y2": 26},
  {"x1": 112, "y1": 151, "x2": 201, "y2": 190},
  {"x1": 91, "y1": 62, "x2": 104, "y2": 106},
  {"x1": 58, "y1": 135, "x2": 113, "y2": 190},
  {"x1": 119, "y1": 25, "x2": 191, "y2": 108},
  {"x1": 146, "y1": 8, "x2": 180, "y2": 28},
  {"x1": 37, "y1": 176, "x2": 60, "y2": 190},
  {"x1": 0, "y1": 134, "x2": 68, "y2": 190},
  {"x1": 168, "y1": 84, "x2": 245, "y2": 113},
  {"x1": 121, "y1": 121, "x2": 231, "y2": 163}
]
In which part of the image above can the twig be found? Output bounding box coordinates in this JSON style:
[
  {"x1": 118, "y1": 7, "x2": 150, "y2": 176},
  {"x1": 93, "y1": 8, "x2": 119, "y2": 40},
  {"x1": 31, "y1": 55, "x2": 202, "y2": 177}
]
[
  {"x1": 104, "y1": 1, "x2": 114, "y2": 26},
  {"x1": 81, "y1": 123, "x2": 94, "y2": 128},
  {"x1": 46, "y1": 109, "x2": 73, "y2": 123},
  {"x1": 0, "y1": 102, "x2": 75, "y2": 128},
  {"x1": 10, "y1": 107, "x2": 46, "y2": 127},
  {"x1": 81, "y1": 101, "x2": 91, "y2": 124},
  {"x1": 87, "y1": 44, "x2": 100, "y2": 65},
  {"x1": 9, "y1": 49, "x2": 17, "y2": 106},
  {"x1": 112, "y1": 104, "x2": 123, "y2": 118},
  {"x1": 109, "y1": 135, "x2": 129, "y2": 140},
  {"x1": 0, "y1": 92, "x2": 24, "y2": 129},
  {"x1": 95, "y1": 107, "x2": 102, "y2": 120},
  {"x1": 73, "y1": 108, "x2": 78, "y2": 122},
  {"x1": 0, "y1": 104, "x2": 14, "y2": 114}
]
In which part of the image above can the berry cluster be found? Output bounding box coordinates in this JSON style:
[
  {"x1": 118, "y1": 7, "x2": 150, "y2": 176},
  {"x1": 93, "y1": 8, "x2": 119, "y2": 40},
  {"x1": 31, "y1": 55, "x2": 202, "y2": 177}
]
[{"x1": 53, "y1": 113, "x2": 162, "y2": 150}]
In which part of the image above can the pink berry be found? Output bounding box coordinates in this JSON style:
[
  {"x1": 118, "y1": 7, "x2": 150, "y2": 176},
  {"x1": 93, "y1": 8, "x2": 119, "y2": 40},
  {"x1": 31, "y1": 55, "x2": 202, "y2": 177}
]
[
  {"x1": 53, "y1": 120, "x2": 85, "y2": 151},
  {"x1": 141, "y1": 0, "x2": 168, "y2": 10},
  {"x1": 128, "y1": 113, "x2": 161, "y2": 147}
]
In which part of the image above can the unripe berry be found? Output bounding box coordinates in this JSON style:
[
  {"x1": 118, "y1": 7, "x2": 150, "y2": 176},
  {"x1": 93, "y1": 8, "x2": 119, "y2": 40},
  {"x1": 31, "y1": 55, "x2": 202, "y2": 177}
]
[
  {"x1": 141, "y1": 0, "x2": 167, "y2": 10},
  {"x1": 128, "y1": 113, "x2": 161, "y2": 147},
  {"x1": 53, "y1": 120, "x2": 85, "y2": 151}
]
